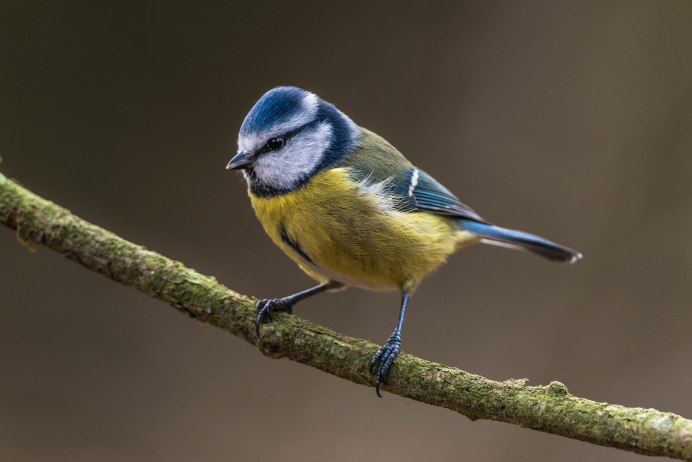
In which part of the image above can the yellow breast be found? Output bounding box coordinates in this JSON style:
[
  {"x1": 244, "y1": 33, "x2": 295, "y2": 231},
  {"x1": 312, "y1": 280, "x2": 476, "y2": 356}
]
[{"x1": 249, "y1": 168, "x2": 479, "y2": 291}]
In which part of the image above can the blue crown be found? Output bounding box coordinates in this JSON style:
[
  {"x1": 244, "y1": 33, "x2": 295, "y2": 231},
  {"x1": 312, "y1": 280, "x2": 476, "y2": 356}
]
[{"x1": 239, "y1": 86, "x2": 311, "y2": 136}]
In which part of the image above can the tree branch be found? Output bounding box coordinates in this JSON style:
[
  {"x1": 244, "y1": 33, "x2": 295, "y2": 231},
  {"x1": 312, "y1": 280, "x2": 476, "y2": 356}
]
[{"x1": 1, "y1": 169, "x2": 690, "y2": 461}]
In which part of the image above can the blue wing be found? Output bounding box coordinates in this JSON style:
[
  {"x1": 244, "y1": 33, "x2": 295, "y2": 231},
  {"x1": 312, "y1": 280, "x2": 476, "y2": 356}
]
[
  {"x1": 394, "y1": 168, "x2": 487, "y2": 223},
  {"x1": 391, "y1": 168, "x2": 581, "y2": 263}
]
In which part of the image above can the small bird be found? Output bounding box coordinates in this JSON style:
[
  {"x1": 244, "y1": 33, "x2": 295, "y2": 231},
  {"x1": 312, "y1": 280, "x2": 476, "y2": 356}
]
[{"x1": 227, "y1": 86, "x2": 581, "y2": 396}]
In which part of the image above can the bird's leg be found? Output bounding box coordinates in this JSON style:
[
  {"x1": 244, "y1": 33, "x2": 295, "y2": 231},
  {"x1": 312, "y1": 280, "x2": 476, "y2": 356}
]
[
  {"x1": 255, "y1": 281, "x2": 342, "y2": 336},
  {"x1": 370, "y1": 291, "x2": 410, "y2": 397}
]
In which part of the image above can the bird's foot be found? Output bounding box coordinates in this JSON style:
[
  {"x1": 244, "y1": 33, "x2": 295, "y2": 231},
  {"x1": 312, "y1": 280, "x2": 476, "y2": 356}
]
[
  {"x1": 255, "y1": 298, "x2": 293, "y2": 337},
  {"x1": 370, "y1": 335, "x2": 401, "y2": 397}
]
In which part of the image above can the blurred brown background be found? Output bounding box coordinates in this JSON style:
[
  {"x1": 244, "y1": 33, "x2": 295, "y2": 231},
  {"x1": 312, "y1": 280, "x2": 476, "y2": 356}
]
[{"x1": 1, "y1": 1, "x2": 691, "y2": 461}]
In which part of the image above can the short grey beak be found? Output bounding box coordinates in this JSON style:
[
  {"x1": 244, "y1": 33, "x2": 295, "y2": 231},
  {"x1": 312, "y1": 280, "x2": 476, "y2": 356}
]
[{"x1": 226, "y1": 151, "x2": 253, "y2": 170}]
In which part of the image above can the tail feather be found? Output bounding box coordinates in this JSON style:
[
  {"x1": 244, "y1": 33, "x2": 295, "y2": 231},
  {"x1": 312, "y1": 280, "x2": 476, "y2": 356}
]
[{"x1": 460, "y1": 220, "x2": 582, "y2": 264}]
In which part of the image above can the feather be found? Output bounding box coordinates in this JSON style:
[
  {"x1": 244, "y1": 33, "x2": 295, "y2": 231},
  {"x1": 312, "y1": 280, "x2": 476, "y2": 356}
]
[
  {"x1": 406, "y1": 169, "x2": 486, "y2": 221},
  {"x1": 341, "y1": 130, "x2": 580, "y2": 264},
  {"x1": 461, "y1": 220, "x2": 582, "y2": 263}
]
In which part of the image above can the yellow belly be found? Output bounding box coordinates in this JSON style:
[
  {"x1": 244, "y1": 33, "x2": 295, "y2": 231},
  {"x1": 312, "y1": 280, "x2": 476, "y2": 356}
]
[{"x1": 249, "y1": 168, "x2": 479, "y2": 291}]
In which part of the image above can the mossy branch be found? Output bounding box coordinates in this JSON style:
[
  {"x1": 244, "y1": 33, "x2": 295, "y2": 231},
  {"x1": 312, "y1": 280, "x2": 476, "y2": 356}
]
[{"x1": 1, "y1": 169, "x2": 690, "y2": 461}]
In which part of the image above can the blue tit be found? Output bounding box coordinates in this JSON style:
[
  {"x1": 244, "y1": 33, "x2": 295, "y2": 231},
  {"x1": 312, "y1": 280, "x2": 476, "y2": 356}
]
[{"x1": 227, "y1": 86, "x2": 582, "y2": 396}]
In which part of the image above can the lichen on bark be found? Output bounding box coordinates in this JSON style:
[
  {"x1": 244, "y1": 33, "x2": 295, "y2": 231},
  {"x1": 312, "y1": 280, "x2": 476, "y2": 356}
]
[{"x1": 1, "y1": 171, "x2": 691, "y2": 461}]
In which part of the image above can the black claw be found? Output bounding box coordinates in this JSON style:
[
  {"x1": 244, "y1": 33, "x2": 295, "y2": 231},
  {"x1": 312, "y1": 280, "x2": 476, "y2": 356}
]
[
  {"x1": 370, "y1": 350, "x2": 383, "y2": 373},
  {"x1": 370, "y1": 337, "x2": 401, "y2": 397},
  {"x1": 255, "y1": 298, "x2": 293, "y2": 338}
]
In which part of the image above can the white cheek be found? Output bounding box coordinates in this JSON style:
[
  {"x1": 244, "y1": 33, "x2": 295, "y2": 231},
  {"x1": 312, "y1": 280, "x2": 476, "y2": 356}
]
[{"x1": 253, "y1": 123, "x2": 332, "y2": 190}]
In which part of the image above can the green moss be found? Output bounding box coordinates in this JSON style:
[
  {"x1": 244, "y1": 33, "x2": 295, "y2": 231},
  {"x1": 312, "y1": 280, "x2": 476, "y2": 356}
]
[
  {"x1": 2, "y1": 170, "x2": 691, "y2": 461},
  {"x1": 548, "y1": 381, "x2": 570, "y2": 396}
]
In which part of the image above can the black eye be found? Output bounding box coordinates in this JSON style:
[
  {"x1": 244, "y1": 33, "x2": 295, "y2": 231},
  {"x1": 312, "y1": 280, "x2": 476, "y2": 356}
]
[{"x1": 266, "y1": 137, "x2": 285, "y2": 151}]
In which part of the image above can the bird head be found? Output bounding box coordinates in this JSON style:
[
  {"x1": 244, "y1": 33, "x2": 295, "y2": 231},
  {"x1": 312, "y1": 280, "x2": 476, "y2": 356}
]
[{"x1": 227, "y1": 86, "x2": 360, "y2": 196}]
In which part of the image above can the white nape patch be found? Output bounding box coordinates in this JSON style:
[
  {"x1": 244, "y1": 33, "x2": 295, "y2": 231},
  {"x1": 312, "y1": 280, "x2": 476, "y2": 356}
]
[
  {"x1": 237, "y1": 92, "x2": 320, "y2": 154},
  {"x1": 408, "y1": 168, "x2": 419, "y2": 197},
  {"x1": 251, "y1": 122, "x2": 332, "y2": 190}
]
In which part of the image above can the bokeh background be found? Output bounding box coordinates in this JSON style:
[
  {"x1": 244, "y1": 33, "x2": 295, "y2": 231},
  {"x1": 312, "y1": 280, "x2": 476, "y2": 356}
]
[{"x1": 1, "y1": 1, "x2": 691, "y2": 461}]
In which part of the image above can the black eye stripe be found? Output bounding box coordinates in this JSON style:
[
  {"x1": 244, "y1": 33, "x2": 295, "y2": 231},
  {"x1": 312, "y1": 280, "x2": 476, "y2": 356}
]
[{"x1": 258, "y1": 119, "x2": 321, "y2": 155}]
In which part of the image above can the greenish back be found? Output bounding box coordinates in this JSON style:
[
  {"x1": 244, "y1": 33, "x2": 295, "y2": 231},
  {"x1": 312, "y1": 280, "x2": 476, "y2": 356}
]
[{"x1": 338, "y1": 127, "x2": 413, "y2": 184}]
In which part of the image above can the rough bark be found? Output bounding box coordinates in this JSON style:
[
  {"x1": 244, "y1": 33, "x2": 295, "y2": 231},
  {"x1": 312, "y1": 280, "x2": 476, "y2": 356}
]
[{"x1": 1, "y1": 170, "x2": 690, "y2": 460}]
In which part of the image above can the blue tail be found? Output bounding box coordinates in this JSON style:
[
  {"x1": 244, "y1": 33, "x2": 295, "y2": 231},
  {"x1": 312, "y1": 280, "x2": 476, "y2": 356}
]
[{"x1": 460, "y1": 220, "x2": 582, "y2": 264}]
